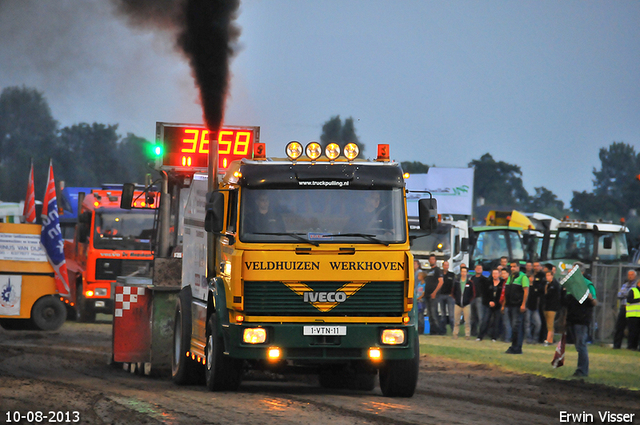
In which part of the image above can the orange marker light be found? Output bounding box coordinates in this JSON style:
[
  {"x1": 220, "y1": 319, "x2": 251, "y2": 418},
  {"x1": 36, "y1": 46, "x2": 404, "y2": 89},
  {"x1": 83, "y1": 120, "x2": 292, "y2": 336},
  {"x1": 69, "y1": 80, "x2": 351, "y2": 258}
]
[
  {"x1": 267, "y1": 347, "x2": 281, "y2": 361},
  {"x1": 254, "y1": 143, "x2": 266, "y2": 159},
  {"x1": 369, "y1": 347, "x2": 382, "y2": 361},
  {"x1": 376, "y1": 144, "x2": 390, "y2": 162}
]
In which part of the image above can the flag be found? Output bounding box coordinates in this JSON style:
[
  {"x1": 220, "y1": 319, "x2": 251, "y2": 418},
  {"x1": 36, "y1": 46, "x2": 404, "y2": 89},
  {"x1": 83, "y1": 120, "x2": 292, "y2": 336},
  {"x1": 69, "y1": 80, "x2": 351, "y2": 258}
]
[
  {"x1": 23, "y1": 159, "x2": 36, "y2": 223},
  {"x1": 40, "y1": 160, "x2": 70, "y2": 297},
  {"x1": 551, "y1": 333, "x2": 566, "y2": 368},
  {"x1": 559, "y1": 264, "x2": 590, "y2": 304}
]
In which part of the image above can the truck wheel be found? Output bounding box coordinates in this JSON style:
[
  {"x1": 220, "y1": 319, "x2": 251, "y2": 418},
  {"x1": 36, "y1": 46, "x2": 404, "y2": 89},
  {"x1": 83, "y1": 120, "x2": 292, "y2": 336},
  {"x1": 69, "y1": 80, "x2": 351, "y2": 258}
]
[
  {"x1": 205, "y1": 314, "x2": 243, "y2": 391},
  {"x1": 76, "y1": 286, "x2": 96, "y2": 323},
  {"x1": 171, "y1": 291, "x2": 199, "y2": 385},
  {"x1": 31, "y1": 296, "x2": 66, "y2": 331},
  {"x1": 379, "y1": 338, "x2": 419, "y2": 397}
]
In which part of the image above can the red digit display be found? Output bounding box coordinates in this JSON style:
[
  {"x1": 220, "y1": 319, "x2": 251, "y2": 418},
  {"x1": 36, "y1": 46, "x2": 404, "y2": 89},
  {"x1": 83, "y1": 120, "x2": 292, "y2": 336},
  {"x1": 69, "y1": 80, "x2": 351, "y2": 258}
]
[{"x1": 158, "y1": 123, "x2": 260, "y2": 171}]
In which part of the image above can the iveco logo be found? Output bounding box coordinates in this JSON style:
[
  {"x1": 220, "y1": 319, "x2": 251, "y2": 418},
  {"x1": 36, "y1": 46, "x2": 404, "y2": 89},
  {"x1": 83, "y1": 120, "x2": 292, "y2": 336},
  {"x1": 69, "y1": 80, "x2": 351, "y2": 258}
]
[
  {"x1": 303, "y1": 291, "x2": 347, "y2": 303},
  {"x1": 284, "y1": 282, "x2": 368, "y2": 312}
]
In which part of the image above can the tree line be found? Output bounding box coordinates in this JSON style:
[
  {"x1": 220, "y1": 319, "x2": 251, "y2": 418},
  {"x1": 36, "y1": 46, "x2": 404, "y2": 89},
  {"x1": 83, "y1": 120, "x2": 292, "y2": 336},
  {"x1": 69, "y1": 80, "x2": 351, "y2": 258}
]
[
  {"x1": 0, "y1": 86, "x2": 158, "y2": 202},
  {"x1": 2, "y1": 86, "x2": 638, "y2": 239},
  {"x1": 319, "y1": 116, "x2": 640, "y2": 239}
]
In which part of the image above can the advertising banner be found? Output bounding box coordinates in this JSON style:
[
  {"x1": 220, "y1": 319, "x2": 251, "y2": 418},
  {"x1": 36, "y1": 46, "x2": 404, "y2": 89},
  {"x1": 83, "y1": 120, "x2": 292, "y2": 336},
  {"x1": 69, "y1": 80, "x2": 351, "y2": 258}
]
[
  {"x1": 0, "y1": 232, "x2": 48, "y2": 262},
  {"x1": 406, "y1": 168, "x2": 474, "y2": 217},
  {"x1": 0, "y1": 275, "x2": 22, "y2": 316}
]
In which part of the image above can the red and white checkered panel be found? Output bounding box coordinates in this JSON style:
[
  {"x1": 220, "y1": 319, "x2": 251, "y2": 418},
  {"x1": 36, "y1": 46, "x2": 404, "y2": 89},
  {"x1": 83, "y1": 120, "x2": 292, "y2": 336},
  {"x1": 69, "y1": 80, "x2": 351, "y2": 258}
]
[{"x1": 114, "y1": 286, "x2": 146, "y2": 317}]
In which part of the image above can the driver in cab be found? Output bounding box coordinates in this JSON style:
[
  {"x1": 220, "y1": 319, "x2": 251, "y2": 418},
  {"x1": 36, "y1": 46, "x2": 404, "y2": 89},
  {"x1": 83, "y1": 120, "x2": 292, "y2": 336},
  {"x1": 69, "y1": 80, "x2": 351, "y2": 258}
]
[
  {"x1": 345, "y1": 191, "x2": 389, "y2": 235},
  {"x1": 244, "y1": 192, "x2": 284, "y2": 234}
]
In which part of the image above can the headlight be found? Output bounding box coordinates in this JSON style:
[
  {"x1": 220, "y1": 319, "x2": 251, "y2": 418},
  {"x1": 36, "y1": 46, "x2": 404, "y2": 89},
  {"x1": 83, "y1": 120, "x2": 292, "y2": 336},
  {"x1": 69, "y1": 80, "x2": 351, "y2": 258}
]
[
  {"x1": 344, "y1": 143, "x2": 359, "y2": 160},
  {"x1": 325, "y1": 143, "x2": 341, "y2": 160},
  {"x1": 286, "y1": 141, "x2": 303, "y2": 160},
  {"x1": 94, "y1": 288, "x2": 108, "y2": 296},
  {"x1": 243, "y1": 328, "x2": 267, "y2": 344},
  {"x1": 381, "y1": 329, "x2": 406, "y2": 345},
  {"x1": 305, "y1": 142, "x2": 322, "y2": 160}
]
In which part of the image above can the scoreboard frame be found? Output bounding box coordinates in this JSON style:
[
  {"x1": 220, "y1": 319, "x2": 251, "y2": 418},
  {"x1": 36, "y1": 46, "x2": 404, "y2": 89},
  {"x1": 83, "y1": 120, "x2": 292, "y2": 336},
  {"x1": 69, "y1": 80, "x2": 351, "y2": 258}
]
[{"x1": 155, "y1": 122, "x2": 261, "y2": 172}]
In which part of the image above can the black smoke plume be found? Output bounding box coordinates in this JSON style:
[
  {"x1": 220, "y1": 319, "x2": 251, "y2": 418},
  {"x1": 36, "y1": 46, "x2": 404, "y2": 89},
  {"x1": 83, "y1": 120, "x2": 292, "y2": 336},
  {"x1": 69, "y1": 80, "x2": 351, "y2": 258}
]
[{"x1": 111, "y1": 0, "x2": 241, "y2": 132}]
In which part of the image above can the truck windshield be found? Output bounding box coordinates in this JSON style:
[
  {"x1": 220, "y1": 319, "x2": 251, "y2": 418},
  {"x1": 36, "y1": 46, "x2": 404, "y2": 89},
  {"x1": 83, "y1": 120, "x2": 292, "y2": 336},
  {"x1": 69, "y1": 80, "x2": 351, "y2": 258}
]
[
  {"x1": 410, "y1": 223, "x2": 452, "y2": 258},
  {"x1": 472, "y1": 229, "x2": 524, "y2": 265},
  {"x1": 551, "y1": 230, "x2": 594, "y2": 262},
  {"x1": 93, "y1": 209, "x2": 156, "y2": 250},
  {"x1": 552, "y1": 230, "x2": 628, "y2": 262},
  {"x1": 239, "y1": 188, "x2": 406, "y2": 244}
]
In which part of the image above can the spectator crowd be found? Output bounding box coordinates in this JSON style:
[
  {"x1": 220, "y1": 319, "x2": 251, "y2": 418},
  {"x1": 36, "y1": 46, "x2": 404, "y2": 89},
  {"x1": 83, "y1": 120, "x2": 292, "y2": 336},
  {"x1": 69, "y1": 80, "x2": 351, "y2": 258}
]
[{"x1": 414, "y1": 256, "x2": 640, "y2": 377}]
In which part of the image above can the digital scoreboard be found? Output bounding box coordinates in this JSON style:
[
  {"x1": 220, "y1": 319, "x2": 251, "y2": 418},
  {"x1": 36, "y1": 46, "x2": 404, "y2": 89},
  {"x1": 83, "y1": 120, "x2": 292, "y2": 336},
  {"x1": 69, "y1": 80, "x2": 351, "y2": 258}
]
[{"x1": 155, "y1": 122, "x2": 260, "y2": 171}]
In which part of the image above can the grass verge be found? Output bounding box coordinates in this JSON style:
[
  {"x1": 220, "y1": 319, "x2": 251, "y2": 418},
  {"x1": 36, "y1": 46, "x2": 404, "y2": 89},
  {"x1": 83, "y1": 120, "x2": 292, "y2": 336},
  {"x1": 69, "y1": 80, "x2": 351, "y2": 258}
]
[{"x1": 419, "y1": 334, "x2": 640, "y2": 391}]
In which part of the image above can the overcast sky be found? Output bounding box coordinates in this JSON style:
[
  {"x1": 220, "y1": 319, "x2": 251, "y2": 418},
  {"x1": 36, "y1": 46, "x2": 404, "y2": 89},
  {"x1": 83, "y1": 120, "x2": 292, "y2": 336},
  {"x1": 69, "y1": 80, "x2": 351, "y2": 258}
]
[{"x1": 1, "y1": 0, "x2": 638, "y2": 205}]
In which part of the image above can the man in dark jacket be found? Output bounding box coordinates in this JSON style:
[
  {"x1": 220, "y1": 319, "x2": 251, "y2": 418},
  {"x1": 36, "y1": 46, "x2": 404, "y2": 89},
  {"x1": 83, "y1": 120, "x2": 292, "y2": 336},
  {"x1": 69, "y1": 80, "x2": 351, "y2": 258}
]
[
  {"x1": 613, "y1": 270, "x2": 638, "y2": 349},
  {"x1": 470, "y1": 264, "x2": 488, "y2": 337},
  {"x1": 524, "y1": 261, "x2": 545, "y2": 344},
  {"x1": 424, "y1": 254, "x2": 443, "y2": 335},
  {"x1": 502, "y1": 261, "x2": 529, "y2": 354},
  {"x1": 543, "y1": 269, "x2": 561, "y2": 345},
  {"x1": 477, "y1": 268, "x2": 504, "y2": 341},
  {"x1": 452, "y1": 266, "x2": 475, "y2": 339},
  {"x1": 563, "y1": 285, "x2": 597, "y2": 377},
  {"x1": 437, "y1": 260, "x2": 456, "y2": 335}
]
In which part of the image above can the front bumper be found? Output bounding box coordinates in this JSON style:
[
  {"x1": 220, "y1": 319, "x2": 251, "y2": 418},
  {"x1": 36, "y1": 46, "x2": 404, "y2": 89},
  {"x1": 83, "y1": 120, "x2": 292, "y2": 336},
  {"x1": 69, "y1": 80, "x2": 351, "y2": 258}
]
[{"x1": 223, "y1": 322, "x2": 417, "y2": 362}]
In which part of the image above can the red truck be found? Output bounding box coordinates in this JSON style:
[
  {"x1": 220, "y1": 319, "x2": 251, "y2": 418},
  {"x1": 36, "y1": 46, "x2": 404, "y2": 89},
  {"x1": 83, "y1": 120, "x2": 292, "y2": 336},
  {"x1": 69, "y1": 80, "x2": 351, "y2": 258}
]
[{"x1": 64, "y1": 186, "x2": 158, "y2": 322}]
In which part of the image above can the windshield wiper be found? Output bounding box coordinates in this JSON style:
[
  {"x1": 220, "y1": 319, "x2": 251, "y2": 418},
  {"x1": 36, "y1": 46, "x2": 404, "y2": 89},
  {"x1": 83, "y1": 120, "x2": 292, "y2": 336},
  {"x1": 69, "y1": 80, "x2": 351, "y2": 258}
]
[
  {"x1": 326, "y1": 233, "x2": 389, "y2": 246},
  {"x1": 253, "y1": 232, "x2": 319, "y2": 247}
]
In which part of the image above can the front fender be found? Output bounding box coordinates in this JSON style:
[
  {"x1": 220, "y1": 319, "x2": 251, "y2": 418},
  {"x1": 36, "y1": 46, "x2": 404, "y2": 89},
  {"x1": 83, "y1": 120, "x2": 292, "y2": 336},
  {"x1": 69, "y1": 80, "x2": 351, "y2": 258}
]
[{"x1": 208, "y1": 276, "x2": 229, "y2": 327}]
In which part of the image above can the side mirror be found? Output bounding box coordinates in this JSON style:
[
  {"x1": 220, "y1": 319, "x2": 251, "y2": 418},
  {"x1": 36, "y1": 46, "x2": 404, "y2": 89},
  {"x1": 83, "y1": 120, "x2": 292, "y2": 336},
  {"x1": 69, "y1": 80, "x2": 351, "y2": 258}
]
[
  {"x1": 461, "y1": 237, "x2": 469, "y2": 252},
  {"x1": 603, "y1": 235, "x2": 613, "y2": 250},
  {"x1": 418, "y1": 198, "x2": 438, "y2": 232},
  {"x1": 204, "y1": 191, "x2": 225, "y2": 233},
  {"x1": 120, "y1": 183, "x2": 135, "y2": 210}
]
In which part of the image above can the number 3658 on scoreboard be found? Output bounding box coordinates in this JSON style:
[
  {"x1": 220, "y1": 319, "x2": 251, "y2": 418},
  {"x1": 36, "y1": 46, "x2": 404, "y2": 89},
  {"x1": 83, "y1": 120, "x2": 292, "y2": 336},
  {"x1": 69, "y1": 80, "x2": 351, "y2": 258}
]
[{"x1": 155, "y1": 122, "x2": 261, "y2": 171}]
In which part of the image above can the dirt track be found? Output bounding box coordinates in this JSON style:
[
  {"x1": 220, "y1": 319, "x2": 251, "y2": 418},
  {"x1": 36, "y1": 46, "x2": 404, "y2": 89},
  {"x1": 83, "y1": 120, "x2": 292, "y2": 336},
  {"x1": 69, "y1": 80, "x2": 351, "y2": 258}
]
[{"x1": 1, "y1": 321, "x2": 639, "y2": 425}]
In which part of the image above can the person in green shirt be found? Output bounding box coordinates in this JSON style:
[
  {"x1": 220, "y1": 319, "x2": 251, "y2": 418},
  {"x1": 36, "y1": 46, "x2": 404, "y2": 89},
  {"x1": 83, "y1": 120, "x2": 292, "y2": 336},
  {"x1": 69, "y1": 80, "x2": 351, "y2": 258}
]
[{"x1": 502, "y1": 261, "x2": 529, "y2": 354}]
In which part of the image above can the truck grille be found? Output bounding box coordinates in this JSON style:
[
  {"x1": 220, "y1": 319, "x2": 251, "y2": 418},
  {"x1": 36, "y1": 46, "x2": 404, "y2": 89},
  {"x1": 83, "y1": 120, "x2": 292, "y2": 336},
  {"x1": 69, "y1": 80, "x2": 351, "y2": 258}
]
[
  {"x1": 95, "y1": 259, "x2": 152, "y2": 280},
  {"x1": 244, "y1": 281, "x2": 404, "y2": 316}
]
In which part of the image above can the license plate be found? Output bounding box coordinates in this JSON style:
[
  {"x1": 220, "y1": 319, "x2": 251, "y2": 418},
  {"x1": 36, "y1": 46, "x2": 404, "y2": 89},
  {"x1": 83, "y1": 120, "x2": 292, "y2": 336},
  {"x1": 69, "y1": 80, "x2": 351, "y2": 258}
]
[{"x1": 303, "y1": 326, "x2": 347, "y2": 336}]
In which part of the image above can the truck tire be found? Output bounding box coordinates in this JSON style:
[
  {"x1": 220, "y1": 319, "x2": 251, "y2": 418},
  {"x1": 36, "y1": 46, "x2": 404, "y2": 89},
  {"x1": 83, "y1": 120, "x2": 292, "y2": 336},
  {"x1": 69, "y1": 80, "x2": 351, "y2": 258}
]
[
  {"x1": 76, "y1": 285, "x2": 96, "y2": 323},
  {"x1": 379, "y1": 338, "x2": 419, "y2": 397},
  {"x1": 205, "y1": 314, "x2": 243, "y2": 391},
  {"x1": 171, "y1": 290, "x2": 199, "y2": 385},
  {"x1": 31, "y1": 296, "x2": 66, "y2": 331}
]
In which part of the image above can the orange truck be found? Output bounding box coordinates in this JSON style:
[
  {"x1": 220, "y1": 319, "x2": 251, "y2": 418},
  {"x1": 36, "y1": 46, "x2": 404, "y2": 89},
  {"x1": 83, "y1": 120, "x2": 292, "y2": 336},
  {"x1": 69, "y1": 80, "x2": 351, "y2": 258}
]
[
  {"x1": 0, "y1": 223, "x2": 66, "y2": 330},
  {"x1": 64, "y1": 186, "x2": 158, "y2": 322}
]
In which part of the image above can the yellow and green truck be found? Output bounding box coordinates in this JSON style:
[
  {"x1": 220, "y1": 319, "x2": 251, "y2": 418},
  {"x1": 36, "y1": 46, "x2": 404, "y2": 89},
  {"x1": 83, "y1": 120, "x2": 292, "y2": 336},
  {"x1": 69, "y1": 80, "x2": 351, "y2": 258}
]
[{"x1": 171, "y1": 138, "x2": 436, "y2": 397}]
